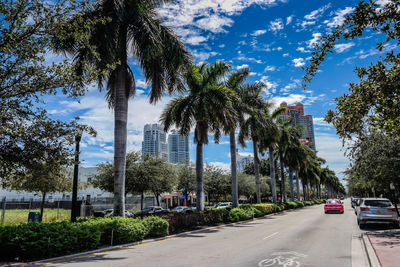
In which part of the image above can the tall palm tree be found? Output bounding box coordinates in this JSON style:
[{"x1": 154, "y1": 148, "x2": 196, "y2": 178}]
[
  {"x1": 160, "y1": 61, "x2": 236, "y2": 211},
  {"x1": 223, "y1": 68, "x2": 266, "y2": 208},
  {"x1": 276, "y1": 119, "x2": 292, "y2": 202},
  {"x1": 238, "y1": 100, "x2": 274, "y2": 203},
  {"x1": 54, "y1": 0, "x2": 191, "y2": 216},
  {"x1": 282, "y1": 127, "x2": 303, "y2": 201},
  {"x1": 259, "y1": 107, "x2": 286, "y2": 202}
]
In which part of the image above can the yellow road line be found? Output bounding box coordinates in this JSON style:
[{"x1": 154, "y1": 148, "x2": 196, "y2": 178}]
[{"x1": 39, "y1": 237, "x2": 179, "y2": 266}]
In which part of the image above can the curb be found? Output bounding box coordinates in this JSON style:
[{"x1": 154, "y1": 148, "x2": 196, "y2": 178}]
[
  {"x1": 33, "y1": 204, "x2": 318, "y2": 265},
  {"x1": 361, "y1": 233, "x2": 381, "y2": 267}
]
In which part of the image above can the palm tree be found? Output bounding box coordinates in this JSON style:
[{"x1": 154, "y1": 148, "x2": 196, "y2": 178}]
[
  {"x1": 282, "y1": 127, "x2": 303, "y2": 201},
  {"x1": 54, "y1": 0, "x2": 191, "y2": 216},
  {"x1": 160, "y1": 61, "x2": 236, "y2": 211},
  {"x1": 238, "y1": 99, "x2": 274, "y2": 203},
  {"x1": 259, "y1": 107, "x2": 286, "y2": 202},
  {"x1": 223, "y1": 68, "x2": 266, "y2": 208}
]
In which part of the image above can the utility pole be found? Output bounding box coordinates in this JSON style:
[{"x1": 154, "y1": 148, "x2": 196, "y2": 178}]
[{"x1": 71, "y1": 133, "x2": 81, "y2": 222}]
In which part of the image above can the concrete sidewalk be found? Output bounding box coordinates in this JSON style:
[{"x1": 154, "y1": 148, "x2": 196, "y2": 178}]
[{"x1": 367, "y1": 229, "x2": 400, "y2": 267}]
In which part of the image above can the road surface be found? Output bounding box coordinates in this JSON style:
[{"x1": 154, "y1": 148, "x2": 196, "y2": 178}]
[{"x1": 40, "y1": 199, "x2": 365, "y2": 267}]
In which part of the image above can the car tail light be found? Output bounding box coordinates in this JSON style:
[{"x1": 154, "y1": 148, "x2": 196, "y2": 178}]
[
  {"x1": 392, "y1": 219, "x2": 398, "y2": 222},
  {"x1": 388, "y1": 208, "x2": 397, "y2": 212},
  {"x1": 360, "y1": 207, "x2": 370, "y2": 211}
]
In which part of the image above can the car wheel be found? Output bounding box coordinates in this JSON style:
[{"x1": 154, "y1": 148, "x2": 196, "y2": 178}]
[
  {"x1": 341, "y1": 211, "x2": 344, "y2": 214},
  {"x1": 393, "y1": 222, "x2": 400, "y2": 229},
  {"x1": 324, "y1": 211, "x2": 328, "y2": 214},
  {"x1": 359, "y1": 222, "x2": 366, "y2": 230}
]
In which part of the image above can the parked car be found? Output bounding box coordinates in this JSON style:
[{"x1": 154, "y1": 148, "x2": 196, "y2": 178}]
[
  {"x1": 351, "y1": 197, "x2": 360, "y2": 208},
  {"x1": 135, "y1": 206, "x2": 170, "y2": 215},
  {"x1": 172, "y1": 206, "x2": 191, "y2": 212},
  {"x1": 324, "y1": 199, "x2": 344, "y2": 214},
  {"x1": 102, "y1": 209, "x2": 134, "y2": 218},
  {"x1": 357, "y1": 198, "x2": 399, "y2": 229},
  {"x1": 215, "y1": 202, "x2": 232, "y2": 209},
  {"x1": 354, "y1": 198, "x2": 363, "y2": 215}
]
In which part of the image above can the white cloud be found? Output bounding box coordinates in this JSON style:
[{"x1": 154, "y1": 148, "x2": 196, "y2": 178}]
[
  {"x1": 324, "y1": 7, "x2": 355, "y2": 28},
  {"x1": 192, "y1": 50, "x2": 218, "y2": 62},
  {"x1": 296, "y1": 47, "x2": 311, "y2": 53},
  {"x1": 282, "y1": 53, "x2": 289, "y2": 57},
  {"x1": 270, "y1": 94, "x2": 307, "y2": 109},
  {"x1": 307, "y1": 32, "x2": 322, "y2": 48},
  {"x1": 157, "y1": 0, "x2": 287, "y2": 43},
  {"x1": 185, "y1": 35, "x2": 208, "y2": 45},
  {"x1": 334, "y1": 42, "x2": 355, "y2": 53},
  {"x1": 304, "y1": 4, "x2": 331, "y2": 20},
  {"x1": 251, "y1": 29, "x2": 267, "y2": 36},
  {"x1": 269, "y1": 18, "x2": 284, "y2": 33},
  {"x1": 259, "y1": 75, "x2": 278, "y2": 92},
  {"x1": 209, "y1": 161, "x2": 231, "y2": 171},
  {"x1": 219, "y1": 44, "x2": 226, "y2": 48},
  {"x1": 264, "y1": 65, "x2": 276, "y2": 72},
  {"x1": 196, "y1": 14, "x2": 234, "y2": 33},
  {"x1": 292, "y1": 58, "x2": 305, "y2": 67},
  {"x1": 136, "y1": 79, "x2": 147, "y2": 88},
  {"x1": 286, "y1": 15, "x2": 293, "y2": 25},
  {"x1": 313, "y1": 117, "x2": 331, "y2": 127},
  {"x1": 280, "y1": 79, "x2": 301, "y2": 94},
  {"x1": 237, "y1": 64, "x2": 249, "y2": 70}
]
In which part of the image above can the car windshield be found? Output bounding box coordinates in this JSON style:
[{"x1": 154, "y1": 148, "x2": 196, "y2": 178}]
[
  {"x1": 327, "y1": 200, "x2": 340, "y2": 204},
  {"x1": 364, "y1": 200, "x2": 392, "y2": 207},
  {"x1": 141, "y1": 208, "x2": 151, "y2": 212}
]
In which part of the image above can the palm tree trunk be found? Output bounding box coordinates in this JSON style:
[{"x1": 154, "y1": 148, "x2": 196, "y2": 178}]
[
  {"x1": 279, "y1": 153, "x2": 286, "y2": 202},
  {"x1": 113, "y1": 67, "x2": 128, "y2": 217},
  {"x1": 230, "y1": 130, "x2": 239, "y2": 208},
  {"x1": 296, "y1": 172, "x2": 300, "y2": 200},
  {"x1": 140, "y1": 192, "x2": 144, "y2": 210},
  {"x1": 253, "y1": 140, "x2": 261, "y2": 203},
  {"x1": 196, "y1": 143, "x2": 205, "y2": 211},
  {"x1": 269, "y1": 146, "x2": 277, "y2": 203},
  {"x1": 289, "y1": 169, "x2": 294, "y2": 201}
]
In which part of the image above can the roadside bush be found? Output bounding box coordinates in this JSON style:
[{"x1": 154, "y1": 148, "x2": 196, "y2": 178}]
[
  {"x1": 203, "y1": 208, "x2": 230, "y2": 225},
  {"x1": 239, "y1": 204, "x2": 264, "y2": 217},
  {"x1": 287, "y1": 202, "x2": 298, "y2": 209},
  {"x1": 0, "y1": 221, "x2": 101, "y2": 261},
  {"x1": 142, "y1": 216, "x2": 169, "y2": 237},
  {"x1": 253, "y1": 203, "x2": 276, "y2": 215},
  {"x1": 0, "y1": 216, "x2": 169, "y2": 262},
  {"x1": 228, "y1": 208, "x2": 254, "y2": 222},
  {"x1": 295, "y1": 201, "x2": 305, "y2": 207},
  {"x1": 273, "y1": 203, "x2": 285, "y2": 212}
]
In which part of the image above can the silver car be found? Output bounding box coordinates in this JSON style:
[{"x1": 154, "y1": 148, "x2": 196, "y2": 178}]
[{"x1": 357, "y1": 198, "x2": 399, "y2": 229}]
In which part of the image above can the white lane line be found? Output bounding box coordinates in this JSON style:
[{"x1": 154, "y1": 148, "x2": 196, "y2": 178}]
[{"x1": 263, "y1": 232, "x2": 279, "y2": 240}]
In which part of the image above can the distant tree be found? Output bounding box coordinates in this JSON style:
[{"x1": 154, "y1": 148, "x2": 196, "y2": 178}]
[
  {"x1": 204, "y1": 167, "x2": 231, "y2": 203},
  {"x1": 143, "y1": 155, "x2": 178, "y2": 206},
  {"x1": 4, "y1": 161, "x2": 72, "y2": 221},
  {"x1": 176, "y1": 163, "x2": 196, "y2": 205},
  {"x1": 243, "y1": 159, "x2": 271, "y2": 176}
]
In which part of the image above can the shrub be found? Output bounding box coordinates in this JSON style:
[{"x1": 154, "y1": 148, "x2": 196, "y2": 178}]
[
  {"x1": 228, "y1": 208, "x2": 254, "y2": 222},
  {"x1": 287, "y1": 202, "x2": 298, "y2": 209},
  {"x1": 253, "y1": 203, "x2": 276, "y2": 215},
  {"x1": 0, "y1": 216, "x2": 169, "y2": 262},
  {"x1": 142, "y1": 216, "x2": 169, "y2": 237},
  {"x1": 294, "y1": 201, "x2": 305, "y2": 207},
  {"x1": 239, "y1": 204, "x2": 264, "y2": 217},
  {"x1": 273, "y1": 203, "x2": 285, "y2": 212},
  {"x1": 0, "y1": 221, "x2": 101, "y2": 261}
]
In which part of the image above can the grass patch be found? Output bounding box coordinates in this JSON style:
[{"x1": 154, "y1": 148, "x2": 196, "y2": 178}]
[{"x1": 2, "y1": 209, "x2": 70, "y2": 225}]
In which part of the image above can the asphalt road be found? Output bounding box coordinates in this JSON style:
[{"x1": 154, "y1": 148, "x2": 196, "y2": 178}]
[{"x1": 42, "y1": 199, "x2": 364, "y2": 267}]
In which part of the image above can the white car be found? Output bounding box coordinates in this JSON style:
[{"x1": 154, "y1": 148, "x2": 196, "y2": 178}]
[{"x1": 215, "y1": 202, "x2": 232, "y2": 209}]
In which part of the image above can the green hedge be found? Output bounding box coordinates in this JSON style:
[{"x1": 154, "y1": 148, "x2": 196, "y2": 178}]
[{"x1": 0, "y1": 216, "x2": 169, "y2": 262}]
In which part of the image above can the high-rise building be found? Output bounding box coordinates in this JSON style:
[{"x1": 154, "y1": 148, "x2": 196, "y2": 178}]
[
  {"x1": 142, "y1": 123, "x2": 168, "y2": 159},
  {"x1": 236, "y1": 149, "x2": 254, "y2": 171},
  {"x1": 168, "y1": 130, "x2": 189, "y2": 164},
  {"x1": 279, "y1": 102, "x2": 316, "y2": 150}
]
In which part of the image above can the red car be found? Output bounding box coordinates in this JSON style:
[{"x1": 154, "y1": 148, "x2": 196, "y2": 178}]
[{"x1": 324, "y1": 199, "x2": 344, "y2": 214}]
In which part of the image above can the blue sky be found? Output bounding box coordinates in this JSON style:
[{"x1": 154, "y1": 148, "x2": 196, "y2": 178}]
[{"x1": 44, "y1": 0, "x2": 395, "y2": 181}]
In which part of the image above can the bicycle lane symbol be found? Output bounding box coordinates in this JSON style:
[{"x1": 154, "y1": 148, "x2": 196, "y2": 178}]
[{"x1": 258, "y1": 251, "x2": 308, "y2": 267}]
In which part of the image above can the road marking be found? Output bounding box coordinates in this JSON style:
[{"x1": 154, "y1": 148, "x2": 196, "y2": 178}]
[{"x1": 263, "y1": 232, "x2": 279, "y2": 240}]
